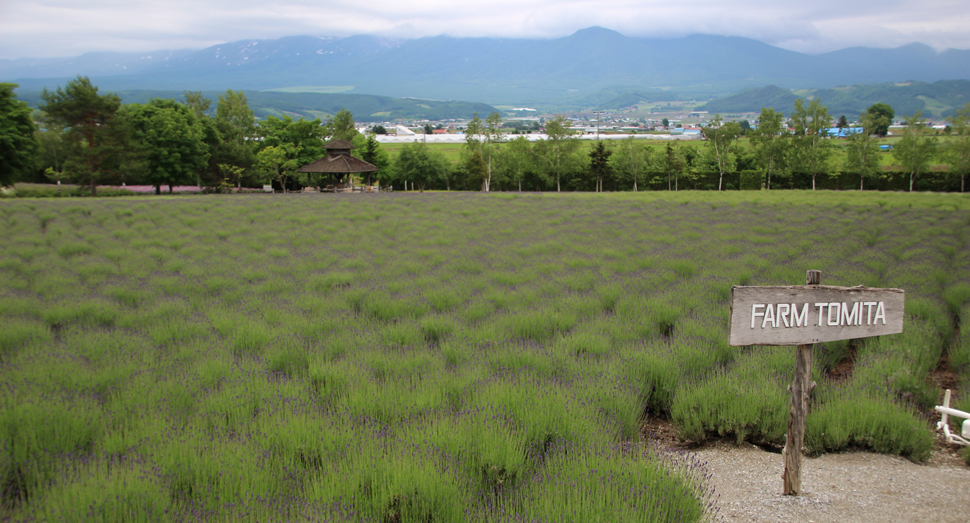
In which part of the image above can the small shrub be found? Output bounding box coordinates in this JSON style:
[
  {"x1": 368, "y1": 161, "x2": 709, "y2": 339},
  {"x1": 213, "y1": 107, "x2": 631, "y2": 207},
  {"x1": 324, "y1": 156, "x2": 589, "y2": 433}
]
[
  {"x1": 508, "y1": 310, "x2": 575, "y2": 343},
  {"x1": 806, "y1": 387, "x2": 933, "y2": 461},
  {"x1": 420, "y1": 316, "x2": 455, "y2": 344}
]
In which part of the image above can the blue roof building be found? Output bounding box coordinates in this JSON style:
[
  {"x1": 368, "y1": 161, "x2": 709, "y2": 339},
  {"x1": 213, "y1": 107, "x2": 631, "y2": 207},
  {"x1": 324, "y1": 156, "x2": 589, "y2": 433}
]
[{"x1": 826, "y1": 127, "x2": 865, "y2": 138}]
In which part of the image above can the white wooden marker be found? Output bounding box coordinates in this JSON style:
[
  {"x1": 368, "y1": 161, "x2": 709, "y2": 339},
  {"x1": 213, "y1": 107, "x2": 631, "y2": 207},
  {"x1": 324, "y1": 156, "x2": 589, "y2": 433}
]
[{"x1": 728, "y1": 271, "x2": 904, "y2": 496}]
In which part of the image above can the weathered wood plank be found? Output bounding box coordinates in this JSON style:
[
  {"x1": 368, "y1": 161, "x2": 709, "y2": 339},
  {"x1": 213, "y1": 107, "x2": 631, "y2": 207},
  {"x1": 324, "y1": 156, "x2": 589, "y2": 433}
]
[
  {"x1": 782, "y1": 270, "x2": 820, "y2": 496},
  {"x1": 729, "y1": 285, "x2": 904, "y2": 346}
]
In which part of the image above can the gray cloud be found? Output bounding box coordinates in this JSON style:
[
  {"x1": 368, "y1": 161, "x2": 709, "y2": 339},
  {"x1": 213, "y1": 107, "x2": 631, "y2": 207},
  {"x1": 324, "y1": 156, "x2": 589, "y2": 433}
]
[{"x1": 1, "y1": 0, "x2": 967, "y2": 59}]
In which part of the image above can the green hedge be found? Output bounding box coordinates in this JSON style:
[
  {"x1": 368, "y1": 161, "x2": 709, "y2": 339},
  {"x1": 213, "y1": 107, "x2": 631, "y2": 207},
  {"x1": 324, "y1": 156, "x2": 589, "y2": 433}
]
[{"x1": 740, "y1": 170, "x2": 763, "y2": 191}]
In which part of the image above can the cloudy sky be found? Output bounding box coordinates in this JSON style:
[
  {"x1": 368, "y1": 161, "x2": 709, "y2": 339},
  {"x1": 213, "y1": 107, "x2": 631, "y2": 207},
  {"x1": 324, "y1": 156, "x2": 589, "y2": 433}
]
[{"x1": 1, "y1": 0, "x2": 968, "y2": 60}]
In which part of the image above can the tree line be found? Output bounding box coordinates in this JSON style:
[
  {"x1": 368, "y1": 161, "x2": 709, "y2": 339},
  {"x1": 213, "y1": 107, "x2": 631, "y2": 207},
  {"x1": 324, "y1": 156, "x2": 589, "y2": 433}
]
[
  {"x1": 1, "y1": 76, "x2": 370, "y2": 195},
  {"x1": 3, "y1": 77, "x2": 969, "y2": 193},
  {"x1": 424, "y1": 102, "x2": 967, "y2": 193}
]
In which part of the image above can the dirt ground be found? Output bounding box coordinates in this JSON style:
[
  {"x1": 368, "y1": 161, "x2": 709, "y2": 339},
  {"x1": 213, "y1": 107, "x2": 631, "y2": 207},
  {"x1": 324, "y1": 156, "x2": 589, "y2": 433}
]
[
  {"x1": 684, "y1": 437, "x2": 970, "y2": 523},
  {"x1": 644, "y1": 417, "x2": 970, "y2": 522}
]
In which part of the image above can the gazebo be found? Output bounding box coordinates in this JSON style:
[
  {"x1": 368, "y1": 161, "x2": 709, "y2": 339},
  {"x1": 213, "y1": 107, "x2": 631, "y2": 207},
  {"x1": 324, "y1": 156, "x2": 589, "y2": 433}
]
[{"x1": 297, "y1": 139, "x2": 379, "y2": 192}]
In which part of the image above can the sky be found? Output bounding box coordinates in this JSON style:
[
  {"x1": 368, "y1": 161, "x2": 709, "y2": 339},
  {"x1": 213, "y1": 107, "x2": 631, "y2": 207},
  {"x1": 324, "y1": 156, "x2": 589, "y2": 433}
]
[{"x1": 2, "y1": 0, "x2": 969, "y2": 60}]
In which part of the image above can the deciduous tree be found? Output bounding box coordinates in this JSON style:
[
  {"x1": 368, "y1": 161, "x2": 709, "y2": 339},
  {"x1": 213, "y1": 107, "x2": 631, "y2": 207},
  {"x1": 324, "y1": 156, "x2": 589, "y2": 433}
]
[
  {"x1": 0, "y1": 83, "x2": 37, "y2": 187},
  {"x1": 866, "y1": 103, "x2": 894, "y2": 137},
  {"x1": 125, "y1": 99, "x2": 210, "y2": 194},
  {"x1": 256, "y1": 115, "x2": 326, "y2": 188},
  {"x1": 702, "y1": 114, "x2": 742, "y2": 191},
  {"x1": 749, "y1": 108, "x2": 790, "y2": 190},
  {"x1": 257, "y1": 144, "x2": 301, "y2": 193},
  {"x1": 944, "y1": 103, "x2": 970, "y2": 192},
  {"x1": 326, "y1": 108, "x2": 358, "y2": 142},
  {"x1": 395, "y1": 142, "x2": 448, "y2": 192},
  {"x1": 183, "y1": 91, "x2": 212, "y2": 118},
  {"x1": 33, "y1": 111, "x2": 67, "y2": 182},
  {"x1": 843, "y1": 111, "x2": 882, "y2": 190},
  {"x1": 464, "y1": 112, "x2": 504, "y2": 191},
  {"x1": 215, "y1": 90, "x2": 256, "y2": 188},
  {"x1": 534, "y1": 115, "x2": 580, "y2": 192},
  {"x1": 790, "y1": 98, "x2": 833, "y2": 190},
  {"x1": 495, "y1": 136, "x2": 534, "y2": 191},
  {"x1": 612, "y1": 136, "x2": 651, "y2": 192},
  {"x1": 893, "y1": 110, "x2": 938, "y2": 192}
]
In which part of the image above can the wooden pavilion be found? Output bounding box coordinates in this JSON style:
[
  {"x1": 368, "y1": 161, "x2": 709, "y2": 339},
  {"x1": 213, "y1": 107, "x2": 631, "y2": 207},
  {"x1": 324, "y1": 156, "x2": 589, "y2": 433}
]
[{"x1": 297, "y1": 139, "x2": 379, "y2": 192}]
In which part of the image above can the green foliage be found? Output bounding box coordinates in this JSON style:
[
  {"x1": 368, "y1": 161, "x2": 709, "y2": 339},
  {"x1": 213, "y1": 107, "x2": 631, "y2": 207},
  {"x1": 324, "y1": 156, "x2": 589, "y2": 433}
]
[
  {"x1": 124, "y1": 98, "x2": 210, "y2": 193},
  {"x1": 255, "y1": 113, "x2": 326, "y2": 188},
  {"x1": 256, "y1": 144, "x2": 301, "y2": 192},
  {"x1": 843, "y1": 110, "x2": 883, "y2": 190},
  {"x1": 355, "y1": 134, "x2": 390, "y2": 185},
  {"x1": 394, "y1": 142, "x2": 449, "y2": 191},
  {"x1": 659, "y1": 142, "x2": 685, "y2": 190},
  {"x1": 533, "y1": 115, "x2": 581, "y2": 192},
  {"x1": 493, "y1": 135, "x2": 536, "y2": 191},
  {"x1": 702, "y1": 114, "x2": 742, "y2": 190},
  {"x1": 463, "y1": 112, "x2": 504, "y2": 191},
  {"x1": 0, "y1": 83, "x2": 37, "y2": 186},
  {"x1": 672, "y1": 347, "x2": 793, "y2": 444},
  {"x1": 2, "y1": 193, "x2": 968, "y2": 520},
  {"x1": 586, "y1": 140, "x2": 614, "y2": 191},
  {"x1": 39, "y1": 76, "x2": 123, "y2": 195},
  {"x1": 213, "y1": 90, "x2": 256, "y2": 183},
  {"x1": 790, "y1": 97, "x2": 834, "y2": 190},
  {"x1": 324, "y1": 107, "x2": 358, "y2": 142},
  {"x1": 749, "y1": 107, "x2": 789, "y2": 189},
  {"x1": 0, "y1": 185, "x2": 135, "y2": 198},
  {"x1": 866, "y1": 103, "x2": 895, "y2": 136},
  {"x1": 611, "y1": 136, "x2": 651, "y2": 191},
  {"x1": 942, "y1": 102, "x2": 970, "y2": 192},
  {"x1": 739, "y1": 170, "x2": 762, "y2": 190},
  {"x1": 806, "y1": 386, "x2": 933, "y2": 461},
  {"x1": 893, "y1": 110, "x2": 939, "y2": 192}
]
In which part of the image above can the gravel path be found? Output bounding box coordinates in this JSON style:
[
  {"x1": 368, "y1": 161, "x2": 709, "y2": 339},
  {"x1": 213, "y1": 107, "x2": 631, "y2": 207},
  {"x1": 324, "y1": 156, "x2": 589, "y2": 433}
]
[{"x1": 695, "y1": 442, "x2": 970, "y2": 523}]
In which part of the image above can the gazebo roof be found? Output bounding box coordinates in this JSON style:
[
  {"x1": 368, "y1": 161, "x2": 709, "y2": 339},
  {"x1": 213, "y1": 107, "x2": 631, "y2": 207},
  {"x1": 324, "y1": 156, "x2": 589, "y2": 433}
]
[
  {"x1": 298, "y1": 153, "x2": 379, "y2": 174},
  {"x1": 322, "y1": 139, "x2": 356, "y2": 150},
  {"x1": 297, "y1": 137, "x2": 380, "y2": 174}
]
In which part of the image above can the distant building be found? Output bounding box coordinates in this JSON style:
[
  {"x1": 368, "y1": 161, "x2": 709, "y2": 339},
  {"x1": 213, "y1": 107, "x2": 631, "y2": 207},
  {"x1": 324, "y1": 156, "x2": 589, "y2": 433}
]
[{"x1": 826, "y1": 127, "x2": 864, "y2": 138}]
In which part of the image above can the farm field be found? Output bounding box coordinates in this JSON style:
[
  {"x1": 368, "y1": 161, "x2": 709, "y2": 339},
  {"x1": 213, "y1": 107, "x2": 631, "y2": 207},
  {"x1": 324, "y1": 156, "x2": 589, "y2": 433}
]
[{"x1": 1, "y1": 191, "x2": 969, "y2": 521}]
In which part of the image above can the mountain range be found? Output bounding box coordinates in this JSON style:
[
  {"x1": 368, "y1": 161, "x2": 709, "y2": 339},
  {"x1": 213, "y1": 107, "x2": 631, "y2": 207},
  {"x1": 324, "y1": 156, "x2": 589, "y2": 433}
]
[{"x1": 3, "y1": 27, "x2": 969, "y2": 107}]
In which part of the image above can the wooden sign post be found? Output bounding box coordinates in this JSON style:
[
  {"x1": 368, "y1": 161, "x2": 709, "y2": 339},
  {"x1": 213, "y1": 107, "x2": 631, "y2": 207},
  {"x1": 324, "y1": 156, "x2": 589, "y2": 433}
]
[{"x1": 728, "y1": 270, "x2": 904, "y2": 496}]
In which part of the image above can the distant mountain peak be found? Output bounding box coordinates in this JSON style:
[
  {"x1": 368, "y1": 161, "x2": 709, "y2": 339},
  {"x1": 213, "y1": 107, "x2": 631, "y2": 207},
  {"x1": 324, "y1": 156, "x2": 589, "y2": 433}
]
[
  {"x1": 3, "y1": 28, "x2": 968, "y2": 105},
  {"x1": 571, "y1": 26, "x2": 622, "y2": 36}
]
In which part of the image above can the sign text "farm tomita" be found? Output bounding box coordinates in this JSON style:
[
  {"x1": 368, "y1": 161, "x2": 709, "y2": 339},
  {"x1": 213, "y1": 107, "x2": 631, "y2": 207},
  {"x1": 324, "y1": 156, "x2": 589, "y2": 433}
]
[
  {"x1": 750, "y1": 301, "x2": 887, "y2": 329},
  {"x1": 729, "y1": 285, "x2": 904, "y2": 346}
]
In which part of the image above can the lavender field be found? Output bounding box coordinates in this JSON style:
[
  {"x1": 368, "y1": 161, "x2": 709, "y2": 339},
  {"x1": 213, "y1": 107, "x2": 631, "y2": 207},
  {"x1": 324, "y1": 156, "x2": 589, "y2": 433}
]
[{"x1": 1, "y1": 191, "x2": 969, "y2": 521}]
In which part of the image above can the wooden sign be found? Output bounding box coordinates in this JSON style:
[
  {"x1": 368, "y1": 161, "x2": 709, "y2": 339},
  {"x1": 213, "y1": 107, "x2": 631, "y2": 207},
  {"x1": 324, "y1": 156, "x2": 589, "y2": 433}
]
[
  {"x1": 730, "y1": 271, "x2": 907, "y2": 497},
  {"x1": 729, "y1": 285, "x2": 904, "y2": 346}
]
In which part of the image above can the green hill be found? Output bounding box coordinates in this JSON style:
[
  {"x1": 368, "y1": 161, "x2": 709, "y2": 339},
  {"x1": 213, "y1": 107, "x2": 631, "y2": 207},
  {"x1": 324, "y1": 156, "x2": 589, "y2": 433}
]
[
  {"x1": 698, "y1": 80, "x2": 970, "y2": 119},
  {"x1": 18, "y1": 89, "x2": 497, "y2": 122}
]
